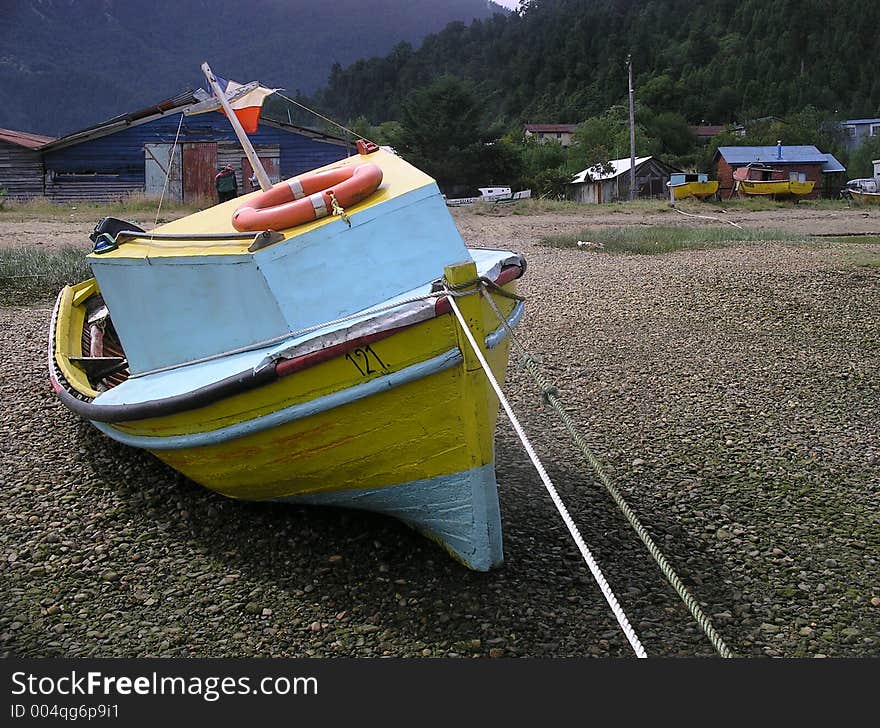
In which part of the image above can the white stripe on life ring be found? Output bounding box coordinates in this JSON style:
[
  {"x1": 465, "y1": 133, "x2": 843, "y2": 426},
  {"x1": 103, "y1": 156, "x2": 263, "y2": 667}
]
[
  {"x1": 310, "y1": 192, "x2": 328, "y2": 218},
  {"x1": 287, "y1": 178, "x2": 305, "y2": 199}
]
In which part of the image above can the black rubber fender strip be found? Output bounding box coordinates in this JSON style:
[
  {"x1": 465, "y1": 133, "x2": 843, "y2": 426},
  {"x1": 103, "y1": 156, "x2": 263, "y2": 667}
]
[{"x1": 56, "y1": 365, "x2": 277, "y2": 424}]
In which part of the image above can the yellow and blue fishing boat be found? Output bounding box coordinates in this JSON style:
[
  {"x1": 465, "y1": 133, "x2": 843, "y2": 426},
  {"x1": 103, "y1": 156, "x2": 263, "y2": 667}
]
[
  {"x1": 733, "y1": 164, "x2": 815, "y2": 198},
  {"x1": 667, "y1": 172, "x2": 719, "y2": 201},
  {"x1": 48, "y1": 68, "x2": 526, "y2": 571}
]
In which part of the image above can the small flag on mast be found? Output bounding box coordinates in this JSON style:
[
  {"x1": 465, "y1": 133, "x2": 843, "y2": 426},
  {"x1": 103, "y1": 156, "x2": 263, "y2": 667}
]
[{"x1": 213, "y1": 74, "x2": 276, "y2": 133}]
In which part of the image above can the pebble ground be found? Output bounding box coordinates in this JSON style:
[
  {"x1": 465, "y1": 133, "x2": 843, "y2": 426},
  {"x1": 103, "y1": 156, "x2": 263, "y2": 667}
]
[{"x1": 2, "y1": 207, "x2": 878, "y2": 658}]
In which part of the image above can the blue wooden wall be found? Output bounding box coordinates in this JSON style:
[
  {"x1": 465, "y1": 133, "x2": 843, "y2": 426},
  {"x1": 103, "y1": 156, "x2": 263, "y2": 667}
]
[{"x1": 41, "y1": 111, "x2": 353, "y2": 201}]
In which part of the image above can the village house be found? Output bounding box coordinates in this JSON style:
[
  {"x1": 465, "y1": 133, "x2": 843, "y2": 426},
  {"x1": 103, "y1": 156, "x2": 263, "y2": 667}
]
[
  {"x1": 523, "y1": 123, "x2": 578, "y2": 147},
  {"x1": 688, "y1": 124, "x2": 727, "y2": 144},
  {"x1": 567, "y1": 156, "x2": 681, "y2": 204},
  {"x1": 839, "y1": 118, "x2": 880, "y2": 151},
  {"x1": 714, "y1": 145, "x2": 845, "y2": 199},
  {"x1": 0, "y1": 90, "x2": 353, "y2": 203}
]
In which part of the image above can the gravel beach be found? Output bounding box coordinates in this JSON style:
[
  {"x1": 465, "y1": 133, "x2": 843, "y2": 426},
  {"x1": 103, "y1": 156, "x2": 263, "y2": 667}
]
[{"x1": 2, "y1": 204, "x2": 878, "y2": 658}]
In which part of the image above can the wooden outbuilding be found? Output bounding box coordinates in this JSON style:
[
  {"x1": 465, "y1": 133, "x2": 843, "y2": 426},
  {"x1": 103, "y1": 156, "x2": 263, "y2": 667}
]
[
  {"x1": 567, "y1": 156, "x2": 681, "y2": 204},
  {"x1": 1, "y1": 89, "x2": 354, "y2": 203},
  {"x1": 0, "y1": 128, "x2": 56, "y2": 200}
]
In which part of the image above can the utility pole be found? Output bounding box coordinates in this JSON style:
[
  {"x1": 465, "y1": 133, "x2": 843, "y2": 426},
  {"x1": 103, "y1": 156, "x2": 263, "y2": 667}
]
[{"x1": 627, "y1": 54, "x2": 636, "y2": 201}]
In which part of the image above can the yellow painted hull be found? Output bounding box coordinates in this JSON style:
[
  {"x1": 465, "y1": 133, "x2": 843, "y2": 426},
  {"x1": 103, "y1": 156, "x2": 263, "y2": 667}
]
[
  {"x1": 850, "y1": 190, "x2": 880, "y2": 206},
  {"x1": 670, "y1": 180, "x2": 718, "y2": 200},
  {"x1": 137, "y1": 300, "x2": 513, "y2": 501},
  {"x1": 49, "y1": 141, "x2": 527, "y2": 569},
  {"x1": 54, "y1": 278, "x2": 518, "y2": 502},
  {"x1": 738, "y1": 179, "x2": 815, "y2": 196}
]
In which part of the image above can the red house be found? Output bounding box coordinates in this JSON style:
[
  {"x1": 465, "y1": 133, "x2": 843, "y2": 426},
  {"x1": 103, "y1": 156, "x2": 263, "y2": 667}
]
[{"x1": 714, "y1": 145, "x2": 845, "y2": 199}]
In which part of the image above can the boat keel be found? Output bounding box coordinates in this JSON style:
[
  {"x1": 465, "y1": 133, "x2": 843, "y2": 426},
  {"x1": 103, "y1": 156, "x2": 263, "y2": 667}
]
[{"x1": 280, "y1": 463, "x2": 503, "y2": 571}]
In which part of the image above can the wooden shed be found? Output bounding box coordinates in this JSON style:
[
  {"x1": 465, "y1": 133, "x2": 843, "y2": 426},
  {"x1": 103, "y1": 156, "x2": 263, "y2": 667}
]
[
  {"x1": 567, "y1": 156, "x2": 681, "y2": 204},
  {"x1": 0, "y1": 128, "x2": 55, "y2": 200},
  {"x1": 36, "y1": 90, "x2": 354, "y2": 203}
]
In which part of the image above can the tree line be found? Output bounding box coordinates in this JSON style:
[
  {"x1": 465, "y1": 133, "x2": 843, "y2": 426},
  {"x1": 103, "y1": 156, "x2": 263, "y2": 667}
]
[{"x1": 300, "y1": 0, "x2": 880, "y2": 195}]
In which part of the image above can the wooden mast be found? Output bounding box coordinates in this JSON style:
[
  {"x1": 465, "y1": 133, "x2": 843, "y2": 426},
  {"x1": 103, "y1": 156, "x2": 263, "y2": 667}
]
[{"x1": 201, "y1": 61, "x2": 273, "y2": 192}]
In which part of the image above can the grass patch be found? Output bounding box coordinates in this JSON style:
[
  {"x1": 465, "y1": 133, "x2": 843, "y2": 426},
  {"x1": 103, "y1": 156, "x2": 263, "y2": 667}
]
[
  {"x1": 0, "y1": 193, "x2": 201, "y2": 222},
  {"x1": 818, "y1": 235, "x2": 880, "y2": 245},
  {"x1": 0, "y1": 246, "x2": 91, "y2": 303},
  {"x1": 849, "y1": 253, "x2": 880, "y2": 268},
  {"x1": 690, "y1": 197, "x2": 852, "y2": 212},
  {"x1": 542, "y1": 225, "x2": 803, "y2": 254},
  {"x1": 461, "y1": 198, "x2": 582, "y2": 216}
]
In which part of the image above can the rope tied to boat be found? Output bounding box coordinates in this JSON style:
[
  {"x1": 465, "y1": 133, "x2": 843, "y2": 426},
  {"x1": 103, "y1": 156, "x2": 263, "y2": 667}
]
[
  {"x1": 479, "y1": 284, "x2": 736, "y2": 659},
  {"x1": 444, "y1": 275, "x2": 526, "y2": 302},
  {"x1": 328, "y1": 191, "x2": 351, "y2": 227},
  {"x1": 445, "y1": 289, "x2": 647, "y2": 658}
]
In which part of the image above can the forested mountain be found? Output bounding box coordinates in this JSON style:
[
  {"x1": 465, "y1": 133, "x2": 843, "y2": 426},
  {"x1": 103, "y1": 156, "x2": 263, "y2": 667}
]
[
  {"x1": 316, "y1": 0, "x2": 880, "y2": 127},
  {"x1": 0, "y1": 0, "x2": 507, "y2": 136}
]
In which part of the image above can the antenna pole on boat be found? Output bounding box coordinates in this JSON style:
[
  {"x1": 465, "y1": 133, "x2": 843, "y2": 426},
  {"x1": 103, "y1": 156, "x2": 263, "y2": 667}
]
[{"x1": 201, "y1": 61, "x2": 273, "y2": 192}]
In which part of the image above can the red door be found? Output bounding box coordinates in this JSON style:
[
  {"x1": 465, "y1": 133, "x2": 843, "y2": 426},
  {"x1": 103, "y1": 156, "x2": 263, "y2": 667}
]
[{"x1": 183, "y1": 143, "x2": 218, "y2": 203}]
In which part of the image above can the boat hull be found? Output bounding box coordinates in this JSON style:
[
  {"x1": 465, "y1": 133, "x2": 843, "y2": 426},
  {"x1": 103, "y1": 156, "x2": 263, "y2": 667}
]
[
  {"x1": 849, "y1": 190, "x2": 880, "y2": 206},
  {"x1": 50, "y1": 263, "x2": 523, "y2": 570},
  {"x1": 670, "y1": 180, "x2": 718, "y2": 200},
  {"x1": 737, "y1": 179, "x2": 815, "y2": 197}
]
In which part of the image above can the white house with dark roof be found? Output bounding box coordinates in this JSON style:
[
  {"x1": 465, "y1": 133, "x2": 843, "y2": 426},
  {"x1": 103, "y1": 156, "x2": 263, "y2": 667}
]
[
  {"x1": 567, "y1": 155, "x2": 681, "y2": 203},
  {"x1": 524, "y1": 123, "x2": 578, "y2": 147},
  {"x1": 840, "y1": 118, "x2": 880, "y2": 151}
]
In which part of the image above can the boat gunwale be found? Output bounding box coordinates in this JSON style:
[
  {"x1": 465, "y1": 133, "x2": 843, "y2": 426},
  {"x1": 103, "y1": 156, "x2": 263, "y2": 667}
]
[
  {"x1": 90, "y1": 300, "x2": 524, "y2": 451},
  {"x1": 50, "y1": 260, "x2": 525, "y2": 424}
]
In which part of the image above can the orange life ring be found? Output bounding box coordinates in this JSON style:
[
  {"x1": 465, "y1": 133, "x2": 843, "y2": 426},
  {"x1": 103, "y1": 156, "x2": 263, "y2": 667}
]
[{"x1": 232, "y1": 163, "x2": 383, "y2": 232}]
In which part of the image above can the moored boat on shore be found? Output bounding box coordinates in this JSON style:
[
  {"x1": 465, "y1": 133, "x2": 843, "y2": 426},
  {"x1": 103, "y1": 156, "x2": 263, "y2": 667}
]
[
  {"x1": 48, "y1": 66, "x2": 527, "y2": 571},
  {"x1": 733, "y1": 164, "x2": 815, "y2": 198},
  {"x1": 667, "y1": 172, "x2": 719, "y2": 200},
  {"x1": 849, "y1": 189, "x2": 880, "y2": 205}
]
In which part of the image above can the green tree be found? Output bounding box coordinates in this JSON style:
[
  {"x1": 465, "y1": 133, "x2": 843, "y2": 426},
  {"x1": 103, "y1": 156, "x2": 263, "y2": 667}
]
[
  {"x1": 848, "y1": 136, "x2": 880, "y2": 180},
  {"x1": 391, "y1": 75, "x2": 518, "y2": 193}
]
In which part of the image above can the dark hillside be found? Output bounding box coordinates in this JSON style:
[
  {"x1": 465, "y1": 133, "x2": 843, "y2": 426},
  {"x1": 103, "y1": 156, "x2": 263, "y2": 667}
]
[
  {"x1": 0, "y1": 0, "x2": 507, "y2": 135},
  {"x1": 315, "y1": 0, "x2": 880, "y2": 126}
]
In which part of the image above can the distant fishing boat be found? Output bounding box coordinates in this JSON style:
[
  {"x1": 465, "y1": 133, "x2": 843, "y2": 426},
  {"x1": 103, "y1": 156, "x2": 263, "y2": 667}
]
[
  {"x1": 849, "y1": 189, "x2": 880, "y2": 206},
  {"x1": 445, "y1": 187, "x2": 532, "y2": 206},
  {"x1": 733, "y1": 164, "x2": 815, "y2": 198},
  {"x1": 667, "y1": 172, "x2": 719, "y2": 201},
  {"x1": 48, "y1": 64, "x2": 527, "y2": 571}
]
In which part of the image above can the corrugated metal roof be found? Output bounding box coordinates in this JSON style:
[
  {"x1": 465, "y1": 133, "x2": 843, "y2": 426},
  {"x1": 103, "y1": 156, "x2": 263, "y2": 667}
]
[
  {"x1": 571, "y1": 156, "x2": 652, "y2": 183},
  {"x1": 0, "y1": 127, "x2": 56, "y2": 149},
  {"x1": 716, "y1": 146, "x2": 845, "y2": 173},
  {"x1": 40, "y1": 88, "x2": 349, "y2": 153},
  {"x1": 840, "y1": 118, "x2": 880, "y2": 125},
  {"x1": 40, "y1": 90, "x2": 206, "y2": 152}
]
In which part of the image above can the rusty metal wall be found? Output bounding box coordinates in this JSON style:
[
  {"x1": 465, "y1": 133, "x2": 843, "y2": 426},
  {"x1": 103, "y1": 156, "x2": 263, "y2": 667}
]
[{"x1": 182, "y1": 142, "x2": 217, "y2": 204}]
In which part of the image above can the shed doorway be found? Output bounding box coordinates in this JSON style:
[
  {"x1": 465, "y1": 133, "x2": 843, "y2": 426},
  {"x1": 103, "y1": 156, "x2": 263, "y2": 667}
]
[{"x1": 144, "y1": 142, "x2": 218, "y2": 202}]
